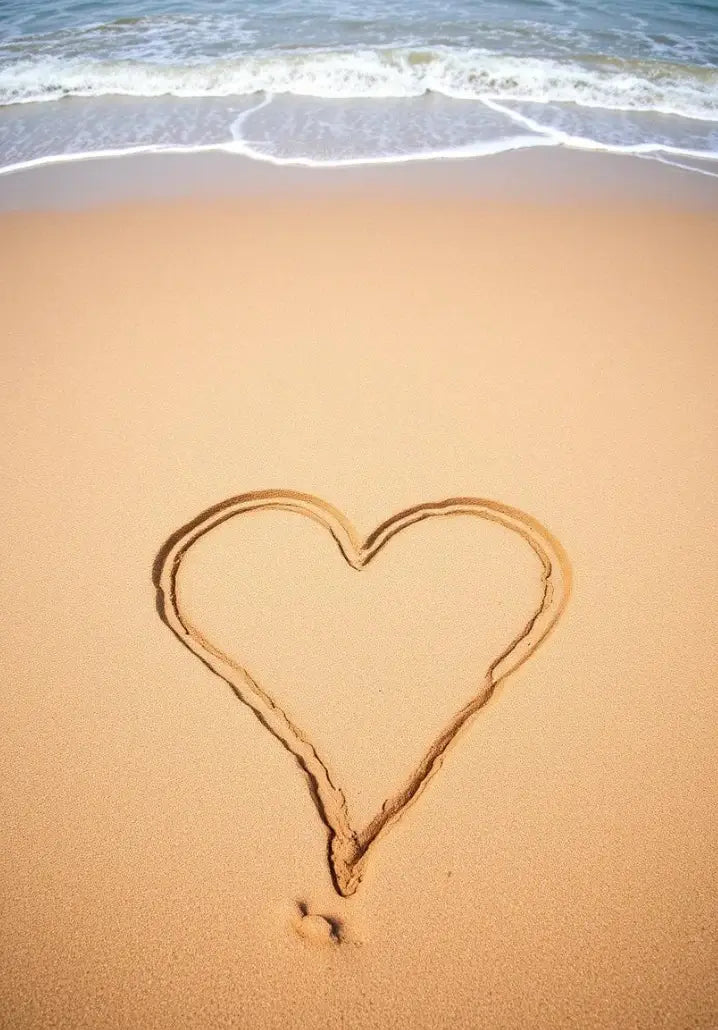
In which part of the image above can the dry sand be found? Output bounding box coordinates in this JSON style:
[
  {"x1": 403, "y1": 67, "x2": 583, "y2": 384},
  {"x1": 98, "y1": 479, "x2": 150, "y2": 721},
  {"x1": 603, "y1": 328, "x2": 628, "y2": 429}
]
[{"x1": 1, "y1": 176, "x2": 717, "y2": 1028}]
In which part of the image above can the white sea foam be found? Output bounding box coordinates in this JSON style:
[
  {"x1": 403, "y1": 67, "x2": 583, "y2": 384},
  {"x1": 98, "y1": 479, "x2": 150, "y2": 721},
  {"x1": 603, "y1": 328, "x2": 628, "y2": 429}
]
[
  {"x1": 0, "y1": 132, "x2": 554, "y2": 178},
  {"x1": 1, "y1": 121, "x2": 716, "y2": 180},
  {"x1": 1, "y1": 0, "x2": 716, "y2": 181},
  {"x1": 1, "y1": 47, "x2": 716, "y2": 122}
]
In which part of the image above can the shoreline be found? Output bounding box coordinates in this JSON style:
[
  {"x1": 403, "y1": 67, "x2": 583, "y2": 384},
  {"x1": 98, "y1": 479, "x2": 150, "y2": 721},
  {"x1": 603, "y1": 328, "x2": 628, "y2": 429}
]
[{"x1": 1, "y1": 145, "x2": 718, "y2": 212}]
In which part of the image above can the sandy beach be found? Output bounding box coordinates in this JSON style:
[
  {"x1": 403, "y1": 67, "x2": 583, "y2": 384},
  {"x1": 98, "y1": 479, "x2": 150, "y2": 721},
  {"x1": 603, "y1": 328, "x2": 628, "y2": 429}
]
[{"x1": 1, "y1": 154, "x2": 717, "y2": 1028}]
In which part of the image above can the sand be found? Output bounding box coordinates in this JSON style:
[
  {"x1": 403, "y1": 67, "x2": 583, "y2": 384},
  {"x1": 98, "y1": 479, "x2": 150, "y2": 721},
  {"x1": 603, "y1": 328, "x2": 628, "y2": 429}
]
[{"x1": 1, "y1": 170, "x2": 717, "y2": 1028}]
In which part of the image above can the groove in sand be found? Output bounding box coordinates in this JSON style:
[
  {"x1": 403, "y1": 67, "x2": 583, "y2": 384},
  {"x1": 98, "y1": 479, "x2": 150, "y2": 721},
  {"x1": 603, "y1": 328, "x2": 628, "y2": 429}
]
[{"x1": 154, "y1": 491, "x2": 572, "y2": 897}]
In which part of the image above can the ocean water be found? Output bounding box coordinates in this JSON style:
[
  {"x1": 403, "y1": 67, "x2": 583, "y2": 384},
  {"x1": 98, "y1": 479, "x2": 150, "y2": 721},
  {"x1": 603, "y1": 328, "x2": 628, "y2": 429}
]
[{"x1": 0, "y1": 0, "x2": 716, "y2": 175}]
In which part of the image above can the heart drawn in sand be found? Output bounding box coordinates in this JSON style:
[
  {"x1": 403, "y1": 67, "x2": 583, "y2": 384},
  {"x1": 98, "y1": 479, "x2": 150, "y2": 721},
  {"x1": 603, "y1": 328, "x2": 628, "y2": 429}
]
[{"x1": 154, "y1": 492, "x2": 571, "y2": 896}]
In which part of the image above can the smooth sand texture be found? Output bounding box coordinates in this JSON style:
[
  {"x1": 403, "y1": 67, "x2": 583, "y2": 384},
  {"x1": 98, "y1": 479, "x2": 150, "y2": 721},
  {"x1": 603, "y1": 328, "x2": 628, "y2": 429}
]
[{"x1": 1, "y1": 186, "x2": 717, "y2": 1028}]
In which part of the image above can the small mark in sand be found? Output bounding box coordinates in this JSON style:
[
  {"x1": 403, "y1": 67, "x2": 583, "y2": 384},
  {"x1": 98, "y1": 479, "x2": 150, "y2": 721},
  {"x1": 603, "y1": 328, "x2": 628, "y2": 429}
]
[{"x1": 294, "y1": 901, "x2": 345, "y2": 946}]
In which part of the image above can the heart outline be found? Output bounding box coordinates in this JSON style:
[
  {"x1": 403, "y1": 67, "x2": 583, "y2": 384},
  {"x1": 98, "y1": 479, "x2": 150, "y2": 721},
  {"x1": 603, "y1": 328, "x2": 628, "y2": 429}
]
[{"x1": 154, "y1": 491, "x2": 572, "y2": 896}]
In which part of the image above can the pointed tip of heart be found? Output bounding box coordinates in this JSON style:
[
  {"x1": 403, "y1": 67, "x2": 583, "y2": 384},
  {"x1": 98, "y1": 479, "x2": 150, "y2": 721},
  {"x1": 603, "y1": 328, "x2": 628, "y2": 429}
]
[
  {"x1": 346, "y1": 548, "x2": 370, "y2": 571},
  {"x1": 336, "y1": 871, "x2": 362, "y2": 898},
  {"x1": 330, "y1": 835, "x2": 367, "y2": 897}
]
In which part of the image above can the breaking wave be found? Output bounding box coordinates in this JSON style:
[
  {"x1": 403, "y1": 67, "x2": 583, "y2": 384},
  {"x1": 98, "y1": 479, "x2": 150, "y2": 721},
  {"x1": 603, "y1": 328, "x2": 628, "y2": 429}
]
[{"x1": 1, "y1": 47, "x2": 717, "y2": 122}]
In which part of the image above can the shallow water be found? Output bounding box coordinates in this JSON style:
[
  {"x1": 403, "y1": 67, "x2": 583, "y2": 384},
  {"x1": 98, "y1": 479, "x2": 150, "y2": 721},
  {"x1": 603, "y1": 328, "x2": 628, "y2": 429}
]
[{"x1": 0, "y1": 0, "x2": 716, "y2": 174}]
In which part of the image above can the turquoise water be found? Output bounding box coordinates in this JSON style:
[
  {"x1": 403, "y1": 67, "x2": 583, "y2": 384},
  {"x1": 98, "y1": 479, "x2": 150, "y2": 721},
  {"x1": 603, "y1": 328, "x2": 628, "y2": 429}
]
[{"x1": 0, "y1": 0, "x2": 716, "y2": 173}]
